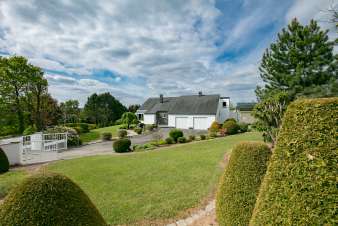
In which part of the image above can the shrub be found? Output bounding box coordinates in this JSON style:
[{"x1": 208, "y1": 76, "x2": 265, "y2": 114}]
[
  {"x1": 101, "y1": 132, "x2": 112, "y2": 141},
  {"x1": 188, "y1": 135, "x2": 195, "y2": 141},
  {"x1": 46, "y1": 126, "x2": 82, "y2": 147},
  {"x1": 165, "y1": 137, "x2": 174, "y2": 144},
  {"x1": 250, "y1": 98, "x2": 338, "y2": 225},
  {"x1": 134, "y1": 127, "x2": 142, "y2": 134},
  {"x1": 177, "y1": 137, "x2": 187, "y2": 143},
  {"x1": 209, "y1": 121, "x2": 220, "y2": 132},
  {"x1": 222, "y1": 121, "x2": 240, "y2": 135},
  {"x1": 145, "y1": 124, "x2": 155, "y2": 131},
  {"x1": 23, "y1": 125, "x2": 37, "y2": 135},
  {"x1": 117, "y1": 129, "x2": 128, "y2": 138},
  {"x1": 79, "y1": 123, "x2": 89, "y2": 133},
  {"x1": 225, "y1": 118, "x2": 237, "y2": 123},
  {"x1": 113, "y1": 138, "x2": 131, "y2": 153},
  {"x1": 0, "y1": 148, "x2": 9, "y2": 174},
  {"x1": 158, "y1": 139, "x2": 166, "y2": 145},
  {"x1": 88, "y1": 124, "x2": 97, "y2": 130},
  {"x1": 200, "y1": 134, "x2": 206, "y2": 140},
  {"x1": 0, "y1": 173, "x2": 107, "y2": 226},
  {"x1": 169, "y1": 129, "x2": 184, "y2": 142},
  {"x1": 238, "y1": 122, "x2": 249, "y2": 133},
  {"x1": 208, "y1": 131, "x2": 217, "y2": 138},
  {"x1": 216, "y1": 142, "x2": 271, "y2": 226},
  {"x1": 119, "y1": 124, "x2": 128, "y2": 129}
]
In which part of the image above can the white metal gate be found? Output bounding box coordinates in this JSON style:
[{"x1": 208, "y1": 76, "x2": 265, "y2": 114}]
[{"x1": 21, "y1": 133, "x2": 67, "y2": 164}]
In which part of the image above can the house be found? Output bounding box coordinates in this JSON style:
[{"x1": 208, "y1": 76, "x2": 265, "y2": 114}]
[
  {"x1": 235, "y1": 102, "x2": 256, "y2": 123},
  {"x1": 136, "y1": 92, "x2": 231, "y2": 130}
]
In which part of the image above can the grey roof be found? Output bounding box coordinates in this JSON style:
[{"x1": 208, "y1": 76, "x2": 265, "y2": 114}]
[
  {"x1": 236, "y1": 102, "x2": 256, "y2": 111},
  {"x1": 140, "y1": 94, "x2": 220, "y2": 115}
]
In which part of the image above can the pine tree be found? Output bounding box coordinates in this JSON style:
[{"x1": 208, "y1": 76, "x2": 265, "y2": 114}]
[{"x1": 259, "y1": 18, "x2": 337, "y2": 99}]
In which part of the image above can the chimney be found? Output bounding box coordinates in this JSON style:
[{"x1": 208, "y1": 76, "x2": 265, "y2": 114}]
[
  {"x1": 198, "y1": 91, "x2": 203, "y2": 97},
  {"x1": 160, "y1": 94, "x2": 164, "y2": 103}
]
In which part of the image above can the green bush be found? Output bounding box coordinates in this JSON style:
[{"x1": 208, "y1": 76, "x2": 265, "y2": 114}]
[
  {"x1": 238, "y1": 122, "x2": 249, "y2": 133},
  {"x1": 158, "y1": 139, "x2": 166, "y2": 145},
  {"x1": 250, "y1": 98, "x2": 338, "y2": 226},
  {"x1": 134, "y1": 127, "x2": 142, "y2": 134},
  {"x1": 208, "y1": 131, "x2": 217, "y2": 138},
  {"x1": 64, "y1": 123, "x2": 91, "y2": 133},
  {"x1": 188, "y1": 135, "x2": 195, "y2": 141},
  {"x1": 216, "y1": 142, "x2": 271, "y2": 226},
  {"x1": 0, "y1": 148, "x2": 9, "y2": 174},
  {"x1": 117, "y1": 129, "x2": 128, "y2": 138},
  {"x1": 0, "y1": 173, "x2": 107, "y2": 226},
  {"x1": 145, "y1": 124, "x2": 155, "y2": 131},
  {"x1": 222, "y1": 121, "x2": 240, "y2": 135},
  {"x1": 113, "y1": 138, "x2": 131, "y2": 153},
  {"x1": 165, "y1": 137, "x2": 174, "y2": 144},
  {"x1": 23, "y1": 125, "x2": 37, "y2": 135},
  {"x1": 88, "y1": 124, "x2": 97, "y2": 130},
  {"x1": 169, "y1": 129, "x2": 184, "y2": 142},
  {"x1": 119, "y1": 124, "x2": 128, "y2": 129},
  {"x1": 101, "y1": 132, "x2": 112, "y2": 141},
  {"x1": 177, "y1": 137, "x2": 187, "y2": 143},
  {"x1": 46, "y1": 126, "x2": 82, "y2": 147},
  {"x1": 225, "y1": 118, "x2": 237, "y2": 123},
  {"x1": 200, "y1": 134, "x2": 206, "y2": 140}
]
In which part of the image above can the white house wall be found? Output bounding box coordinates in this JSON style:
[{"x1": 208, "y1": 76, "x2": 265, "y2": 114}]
[
  {"x1": 216, "y1": 98, "x2": 230, "y2": 123},
  {"x1": 168, "y1": 115, "x2": 215, "y2": 130},
  {"x1": 143, "y1": 114, "x2": 156, "y2": 124}
]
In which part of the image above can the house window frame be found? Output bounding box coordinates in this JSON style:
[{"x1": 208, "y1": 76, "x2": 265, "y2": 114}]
[{"x1": 222, "y1": 101, "x2": 227, "y2": 108}]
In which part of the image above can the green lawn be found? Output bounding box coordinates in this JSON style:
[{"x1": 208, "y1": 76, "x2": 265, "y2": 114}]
[
  {"x1": 80, "y1": 125, "x2": 120, "y2": 143},
  {"x1": 47, "y1": 132, "x2": 262, "y2": 225}
]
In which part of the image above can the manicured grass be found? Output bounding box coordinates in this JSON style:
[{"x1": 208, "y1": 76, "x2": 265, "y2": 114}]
[
  {"x1": 80, "y1": 125, "x2": 120, "y2": 143},
  {"x1": 0, "y1": 170, "x2": 27, "y2": 199},
  {"x1": 46, "y1": 132, "x2": 262, "y2": 225}
]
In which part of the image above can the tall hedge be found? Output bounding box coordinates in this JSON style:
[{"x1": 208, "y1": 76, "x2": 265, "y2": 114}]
[
  {"x1": 216, "y1": 141, "x2": 271, "y2": 226},
  {"x1": 250, "y1": 98, "x2": 338, "y2": 225},
  {"x1": 0, "y1": 173, "x2": 107, "y2": 226},
  {"x1": 0, "y1": 147, "x2": 10, "y2": 173}
]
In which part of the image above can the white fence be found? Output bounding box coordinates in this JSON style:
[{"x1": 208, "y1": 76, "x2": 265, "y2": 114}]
[{"x1": 0, "y1": 132, "x2": 67, "y2": 165}]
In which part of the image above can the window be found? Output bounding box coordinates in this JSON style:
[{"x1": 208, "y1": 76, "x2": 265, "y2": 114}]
[
  {"x1": 138, "y1": 114, "x2": 144, "y2": 121},
  {"x1": 223, "y1": 101, "x2": 227, "y2": 107}
]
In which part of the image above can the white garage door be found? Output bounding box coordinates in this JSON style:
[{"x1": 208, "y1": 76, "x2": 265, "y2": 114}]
[
  {"x1": 175, "y1": 117, "x2": 189, "y2": 129},
  {"x1": 193, "y1": 117, "x2": 209, "y2": 130}
]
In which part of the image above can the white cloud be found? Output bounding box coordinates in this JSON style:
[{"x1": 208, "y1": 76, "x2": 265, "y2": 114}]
[{"x1": 1, "y1": 0, "x2": 334, "y2": 105}]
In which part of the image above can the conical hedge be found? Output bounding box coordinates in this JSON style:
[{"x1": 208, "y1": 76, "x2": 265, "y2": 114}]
[
  {"x1": 0, "y1": 147, "x2": 9, "y2": 173},
  {"x1": 250, "y1": 98, "x2": 338, "y2": 225},
  {"x1": 216, "y1": 141, "x2": 271, "y2": 226},
  {"x1": 0, "y1": 172, "x2": 107, "y2": 226}
]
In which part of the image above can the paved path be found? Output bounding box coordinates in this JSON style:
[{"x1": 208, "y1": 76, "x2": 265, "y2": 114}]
[{"x1": 60, "y1": 128, "x2": 207, "y2": 160}]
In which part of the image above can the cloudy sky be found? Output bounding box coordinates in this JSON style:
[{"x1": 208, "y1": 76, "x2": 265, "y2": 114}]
[{"x1": 0, "y1": 0, "x2": 336, "y2": 106}]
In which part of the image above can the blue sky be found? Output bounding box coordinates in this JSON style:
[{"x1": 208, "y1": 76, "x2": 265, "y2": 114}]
[{"x1": 0, "y1": 0, "x2": 336, "y2": 106}]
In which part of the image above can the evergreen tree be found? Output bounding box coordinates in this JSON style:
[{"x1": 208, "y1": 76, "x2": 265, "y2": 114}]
[
  {"x1": 254, "y1": 19, "x2": 337, "y2": 144},
  {"x1": 259, "y1": 18, "x2": 337, "y2": 99}
]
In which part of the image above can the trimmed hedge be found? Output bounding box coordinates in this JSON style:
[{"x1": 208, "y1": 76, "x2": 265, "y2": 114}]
[
  {"x1": 101, "y1": 132, "x2": 112, "y2": 141},
  {"x1": 165, "y1": 137, "x2": 174, "y2": 144},
  {"x1": 169, "y1": 129, "x2": 183, "y2": 142},
  {"x1": 0, "y1": 173, "x2": 107, "y2": 226},
  {"x1": 117, "y1": 129, "x2": 128, "y2": 138},
  {"x1": 216, "y1": 142, "x2": 271, "y2": 226},
  {"x1": 200, "y1": 134, "x2": 206, "y2": 140},
  {"x1": 250, "y1": 98, "x2": 338, "y2": 225},
  {"x1": 0, "y1": 148, "x2": 9, "y2": 174},
  {"x1": 113, "y1": 138, "x2": 131, "y2": 153},
  {"x1": 222, "y1": 121, "x2": 239, "y2": 135},
  {"x1": 177, "y1": 137, "x2": 187, "y2": 143}
]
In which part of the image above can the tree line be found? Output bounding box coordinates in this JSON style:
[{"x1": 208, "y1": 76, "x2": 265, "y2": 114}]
[{"x1": 0, "y1": 56, "x2": 140, "y2": 137}]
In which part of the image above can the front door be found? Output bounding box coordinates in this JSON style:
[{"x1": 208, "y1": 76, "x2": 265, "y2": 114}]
[{"x1": 157, "y1": 112, "x2": 168, "y2": 125}]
